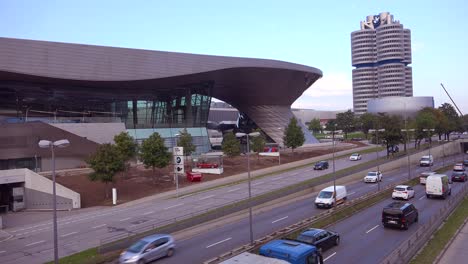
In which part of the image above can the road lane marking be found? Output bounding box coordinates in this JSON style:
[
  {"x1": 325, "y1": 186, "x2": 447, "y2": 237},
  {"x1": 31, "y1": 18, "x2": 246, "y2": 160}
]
[
  {"x1": 143, "y1": 211, "x2": 154, "y2": 215},
  {"x1": 164, "y1": 203, "x2": 184, "y2": 210},
  {"x1": 119, "y1": 217, "x2": 131, "y2": 222},
  {"x1": 348, "y1": 192, "x2": 356, "y2": 196},
  {"x1": 206, "y1": 237, "x2": 232, "y2": 248},
  {"x1": 92, "y1": 224, "x2": 107, "y2": 229},
  {"x1": 368, "y1": 184, "x2": 377, "y2": 187},
  {"x1": 227, "y1": 188, "x2": 240, "y2": 193},
  {"x1": 366, "y1": 225, "x2": 379, "y2": 234},
  {"x1": 61, "y1": 232, "x2": 77, "y2": 237},
  {"x1": 324, "y1": 252, "x2": 336, "y2": 262},
  {"x1": 26, "y1": 240, "x2": 45, "y2": 247},
  {"x1": 200, "y1": 195, "x2": 215, "y2": 200},
  {"x1": 419, "y1": 195, "x2": 425, "y2": 200},
  {"x1": 0, "y1": 250, "x2": 6, "y2": 254},
  {"x1": 272, "y1": 176, "x2": 283, "y2": 180},
  {"x1": 252, "y1": 181, "x2": 264, "y2": 186},
  {"x1": 272, "y1": 216, "x2": 289, "y2": 224}
]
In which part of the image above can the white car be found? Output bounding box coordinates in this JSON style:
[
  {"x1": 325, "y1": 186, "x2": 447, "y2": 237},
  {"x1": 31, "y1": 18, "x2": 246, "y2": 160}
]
[
  {"x1": 349, "y1": 153, "x2": 362, "y2": 161},
  {"x1": 392, "y1": 185, "x2": 415, "y2": 200},
  {"x1": 364, "y1": 171, "x2": 382, "y2": 183}
]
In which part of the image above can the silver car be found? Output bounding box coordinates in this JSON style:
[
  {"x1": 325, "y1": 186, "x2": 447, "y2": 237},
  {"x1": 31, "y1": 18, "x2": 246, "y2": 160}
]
[{"x1": 119, "y1": 234, "x2": 175, "y2": 264}]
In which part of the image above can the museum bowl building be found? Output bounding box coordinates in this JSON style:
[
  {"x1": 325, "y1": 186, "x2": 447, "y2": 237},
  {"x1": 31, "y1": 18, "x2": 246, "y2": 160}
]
[{"x1": 0, "y1": 37, "x2": 322, "y2": 171}]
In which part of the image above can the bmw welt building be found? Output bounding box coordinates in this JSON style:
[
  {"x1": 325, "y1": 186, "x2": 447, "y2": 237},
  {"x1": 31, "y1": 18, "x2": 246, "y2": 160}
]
[{"x1": 0, "y1": 38, "x2": 322, "y2": 171}]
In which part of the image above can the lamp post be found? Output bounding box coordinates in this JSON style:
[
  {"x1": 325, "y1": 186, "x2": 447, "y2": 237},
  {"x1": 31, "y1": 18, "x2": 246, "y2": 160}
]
[
  {"x1": 332, "y1": 124, "x2": 337, "y2": 199},
  {"x1": 401, "y1": 128, "x2": 415, "y2": 180},
  {"x1": 236, "y1": 131, "x2": 260, "y2": 245},
  {"x1": 38, "y1": 139, "x2": 70, "y2": 264},
  {"x1": 277, "y1": 127, "x2": 283, "y2": 165},
  {"x1": 369, "y1": 129, "x2": 385, "y2": 190},
  {"x1": 423, "y1": 129, "x2": 435, "y2": 171}
]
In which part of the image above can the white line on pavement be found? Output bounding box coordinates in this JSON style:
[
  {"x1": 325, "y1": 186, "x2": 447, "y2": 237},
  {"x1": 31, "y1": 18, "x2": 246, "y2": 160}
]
[
  {"x1": 272, "y1": 176, "x2": 283, "y2": 180},
  {"x1": 61, "y1": 232, "x2": 78, "y2": 237},
  {"x1": 348, "y1": 192, "x2": 356, "y2": 196},
  {"x1": 119, "y1": 217, "x2": 131, "y2": 222},
  {"x1": 0, "y1": 250, "x2": 6, "y2": 254},
  {"x1": 324, "y1": 252, "x2": 337, "y2": 262},
  {"x1": 227, "y1": 188, "x2": 240, "y2": 193},
  {"x1": 26, "y1": 240, "x2": 45, "y2": 247},
  {"x1": 206, "y1": 237, "x2": 232, "y2": 248},
  {"x1": 252, "y1": 181, "x2": 264, "y2": 186},
  {"x1": 143, "y1": 211, "x2": 154, "y2": 215},
  {"x1": 366, "y1": 225, "x2": 379, "y2": 234},
  {"x1": 419, "y1": 195, "x2": 425, "y2": 200},
  {"x1": 272, "y1": 216, "x2": 289, "y2": 224},
  {"x1": 92, "y1": 224, "x2": 107, "y2": 229},
  {"x1": 164, "y1": 203, "x2": 184, "y2": 210},
  {"x1": 200, "y1": 195, "x2": 215, "y2": 200},
  {"x1": 368, "y1": 184, "x2": 377, "y2": 187}
]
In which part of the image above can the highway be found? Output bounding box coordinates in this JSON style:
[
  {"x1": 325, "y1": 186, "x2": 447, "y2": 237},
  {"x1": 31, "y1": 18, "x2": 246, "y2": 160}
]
[
  {"x1": 0, "y1": 145, "x2": 392, "y2": 264},
  {"x1": 150, "y1": 154, "x2": 464, "y2": 264}
]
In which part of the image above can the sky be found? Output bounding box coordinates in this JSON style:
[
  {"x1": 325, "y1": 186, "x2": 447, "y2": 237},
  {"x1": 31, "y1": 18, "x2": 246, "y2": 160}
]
[{"x1": 1, "y1": 0, "x2": 467, "y2": 114}]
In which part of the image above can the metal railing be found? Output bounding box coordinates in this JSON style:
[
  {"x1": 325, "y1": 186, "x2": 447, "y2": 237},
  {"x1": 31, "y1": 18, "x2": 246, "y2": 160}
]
[{"x1": 381, "y1": 184, "x2": 468, "y2": 264}]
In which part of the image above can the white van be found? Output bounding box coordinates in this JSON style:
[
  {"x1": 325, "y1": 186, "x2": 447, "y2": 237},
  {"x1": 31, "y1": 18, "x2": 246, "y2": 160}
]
[
  {"x1": 420, "y1": 155, "x2": 434, "y2": 167},
  {"x1": 315, "y1": 185, "x2": 347, "y2": 208},
  {"x1": 426, "y1": 174, "x2": 452, "y2": 199}
]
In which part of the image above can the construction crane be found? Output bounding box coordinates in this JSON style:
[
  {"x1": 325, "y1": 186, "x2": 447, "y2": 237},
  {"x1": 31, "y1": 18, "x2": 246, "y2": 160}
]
[{"x1": 440, "y1": 83, "x2": 463, "y2": 116}]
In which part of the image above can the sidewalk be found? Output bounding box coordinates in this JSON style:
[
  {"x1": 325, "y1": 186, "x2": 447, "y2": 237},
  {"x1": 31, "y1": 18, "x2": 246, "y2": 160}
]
[{"x1": 437, "y1": 219, "x2": 468, "y2": 264}]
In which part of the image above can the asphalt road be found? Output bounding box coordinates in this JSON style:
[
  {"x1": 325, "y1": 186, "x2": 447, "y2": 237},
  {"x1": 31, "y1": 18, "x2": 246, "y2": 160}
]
[{"x1": 150, "y1": 154, "x2": 464, "y2": 264}]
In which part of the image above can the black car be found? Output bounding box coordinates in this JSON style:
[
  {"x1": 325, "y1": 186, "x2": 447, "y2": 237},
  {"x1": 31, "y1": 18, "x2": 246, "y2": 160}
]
[
  {"x1": 314, "y1": 161, "x2": 329, "y2": 170},
  {"x1": 463, "y1": 159, "x2": 468, "y2": 167},
  {"x1": 452, "y1": 171, "x2": 467, "y2": 182},
  {"x1": 295, "y1": 228, "x2": 340, "y2": 252},
  {"x1": 382, "y1": 201, "x2": 418, "y2": 230}
]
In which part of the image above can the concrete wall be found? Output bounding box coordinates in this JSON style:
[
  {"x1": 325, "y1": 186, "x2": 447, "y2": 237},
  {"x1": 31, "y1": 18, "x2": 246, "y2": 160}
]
[
  {"x1": 0, "y1": 169, "x2": 25, "y2": 184},
  {"x1": 51, "y1": 123, "x2": 126, "y2": 144},
  {"x1": 40, "y1": 157, "x2": 87, "y2": 172}
]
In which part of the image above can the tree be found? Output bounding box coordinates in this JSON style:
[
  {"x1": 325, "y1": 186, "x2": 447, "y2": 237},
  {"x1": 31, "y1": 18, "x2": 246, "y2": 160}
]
[
  {"x1": 377, "y1": 114, "x2": 403, "y2": 157},
  {"x1": 177, "y1": 128, "x2": 196, "y2": 157},
  {"x1": 250, "y1": 129, "x2": 266, "y2": 160},
  {"x1": 414, "y1": 108, "x2": 437, "y2": 148},
  {"x1": 87, "y1": 143, "x2": 124, "y2": 199},
  {"x1": 439, "y1": 103, "x2": 462, "y2": 140},
  {"x1": 335, "y1": 110, "x2": 356, "y2": 140},
  {"x1": 359, "y1": 113, "x2": 377, "y2": 139},
  {"x1": 140, "y1": 132, "x2": 171, "y2": 184},
  {"x1": 114, "y1": 132, "x2": 138, "y2": 178},
  {"x1": 283, "y1": 117, "x2": 305, "y2": 152},
  {"x1": 222, "y1": 132, "x2": 241, "y2": 157},
  {"x1": 324, "y1": 119, "x2": 337, "y2": 132},
  {"x1": 308, "y1": 118, "x2": 322, "y2": 134}
]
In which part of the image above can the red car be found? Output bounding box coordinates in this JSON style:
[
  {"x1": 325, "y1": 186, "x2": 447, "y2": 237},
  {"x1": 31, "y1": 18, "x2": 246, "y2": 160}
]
[
  {"x1": 196, "y1": 162, "x2": 219, "y2": 168},
  {"x1": 263, "y1": 147, "x2": 278, "y2": 152}
]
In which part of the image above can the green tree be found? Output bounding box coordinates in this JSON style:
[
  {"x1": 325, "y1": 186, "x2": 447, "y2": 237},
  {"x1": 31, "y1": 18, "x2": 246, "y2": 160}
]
[
  {"x1": 250, "y1": 129, "x2": 266, "y2": 159},
  {"x1": 177, "y1": 128, "x2": 196, "y2": 157},
  {"x1": 335, "y1": 110, "x2": 356, "y2": 140},
  {"x1": 114, "y1": 132, "x2": 138, "y2": 178},
  {"x1": 359, "y1": 113, "x2": 377, "y2": 139},
  {"x1": 324, "y1": 119, "x2": 337, "y2": 132},
  {"x1": 377, "y1": 114, "x2": 403, "y2": 157},
  {"x1": 283, "y1": 117, "x2": 305, "y2": 152},
  {"x1": 222, "y1": 132, "x2": 241, "y2": 157},
  {"x1": 140, "y1": 132, "x2": 171, "y2": 183},
  {"x1": 87, "y1": 143, "x2": 124, "y2": 198},
  {"x1": 439, "y1": 103, "x2": 462, "y2": 140},
  {"x1": 308, "y1": 118, "x2": 322, "y2": 134},
  {"x1": 414, "y1": 108, "x2": 437, "y2": 148}
]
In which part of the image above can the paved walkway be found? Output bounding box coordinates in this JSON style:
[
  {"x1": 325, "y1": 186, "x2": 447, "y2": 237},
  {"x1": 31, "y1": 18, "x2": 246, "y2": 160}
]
[{"x1": 437, "y1": 219, "x2": 468, "y2": 264}]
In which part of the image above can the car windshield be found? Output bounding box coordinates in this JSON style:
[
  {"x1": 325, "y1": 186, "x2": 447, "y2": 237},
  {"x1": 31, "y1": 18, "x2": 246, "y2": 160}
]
[
  {"x1": 367, "y1": 172, "x2": 377, "y2": 176},
  {"x1": 127, "y1": 240, "x2": 149, "y2": 253},
  {"x1": 453, "y1": 171, "x2": 464, "y2": 176},
  {"x1": 351, "y1": 154, "x2": 359, "y2": 157},
  {"x1": 394, "y1": 187, "x2": 406, "y2": 191},
  {"x1": 421, "y1": 157, "x2": 430, "y2": 161},
  {"x1": 296, "y1": 234, "x2": 315, "y2": 244},
  {"x1": 318, "y1": 191, "x2": 333, "y2": 198}
]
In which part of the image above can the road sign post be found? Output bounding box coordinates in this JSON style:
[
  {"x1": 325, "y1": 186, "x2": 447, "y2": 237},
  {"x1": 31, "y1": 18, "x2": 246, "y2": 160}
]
[{"x1": 173, "y1": 147, "x2": 184, "y2": 197}]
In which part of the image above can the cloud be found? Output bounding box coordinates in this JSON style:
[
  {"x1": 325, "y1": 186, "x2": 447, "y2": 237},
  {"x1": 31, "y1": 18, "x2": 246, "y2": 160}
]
[{"x1": 303, "y1": 72, "x2": 352, "y2": 97}]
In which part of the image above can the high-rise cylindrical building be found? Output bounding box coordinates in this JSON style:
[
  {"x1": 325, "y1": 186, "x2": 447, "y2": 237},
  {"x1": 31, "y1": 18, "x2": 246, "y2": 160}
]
[{"x1": 351, "y1": 12, "x2": 412, "y2": 115}]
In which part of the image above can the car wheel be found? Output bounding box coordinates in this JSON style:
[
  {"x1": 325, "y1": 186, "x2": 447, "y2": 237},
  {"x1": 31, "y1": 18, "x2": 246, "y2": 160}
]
[
  {"x1": 335, "y1": 237, "x2": 340, "y2": 246},
  {"x1": 166, "y1": 248, "x2": 175, "y2": 257},
  {"x1": 415, "y1": 215, "x2": 419, "y2": 223},
  {"x1": 403, "y1": 222, "x2": 409, "y2": 230}
]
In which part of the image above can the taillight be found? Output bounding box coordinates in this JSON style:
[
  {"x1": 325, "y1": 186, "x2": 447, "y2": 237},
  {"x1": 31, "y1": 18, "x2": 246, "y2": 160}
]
[
  {"x1": 403, "y1": 191, "x2": 407, "y2": 194},
  {"x1": 401, "y1": 217, "x2": 406, "y2": 223}
]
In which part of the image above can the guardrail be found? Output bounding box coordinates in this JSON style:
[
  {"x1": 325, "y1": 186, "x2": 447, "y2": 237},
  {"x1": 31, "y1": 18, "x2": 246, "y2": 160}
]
[{"x1": 381, "y1": 184, "x2": 468, "y2": 264}]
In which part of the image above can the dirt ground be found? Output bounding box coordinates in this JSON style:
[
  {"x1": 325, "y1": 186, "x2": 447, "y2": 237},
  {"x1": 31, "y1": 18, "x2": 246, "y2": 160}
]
[{"x1": 56, "y1": 141, "x2": 366, "y2": 208}]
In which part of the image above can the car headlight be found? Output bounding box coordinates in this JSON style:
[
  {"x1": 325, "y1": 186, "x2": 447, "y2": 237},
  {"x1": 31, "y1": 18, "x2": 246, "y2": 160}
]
[
  {"x1": 128, "y1": 255, "x2": 139, "y2": 261},
  {"x1": 120, "y1": 251, "x2": 126, "y2": 256}
]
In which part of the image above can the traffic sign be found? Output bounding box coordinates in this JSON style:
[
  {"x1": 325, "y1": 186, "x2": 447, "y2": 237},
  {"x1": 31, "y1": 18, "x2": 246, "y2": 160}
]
[
  {"x1": 173, "y1": 147, "x2": 184, "y2": 156},
  {"x1": 174, "y1": 154, "x2": 184, "y2": 174}
]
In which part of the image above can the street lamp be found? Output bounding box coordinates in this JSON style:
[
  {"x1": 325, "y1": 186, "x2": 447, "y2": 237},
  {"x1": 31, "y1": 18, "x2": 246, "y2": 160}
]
[
  {"x1": 331, "y1": 124, "x2": 337, "y2": 200},
  {"x1": 38, "y1": 139, "x2": 70, "y2": 264},
  {"x1": 401, "y1": 128, "x2": 415, "y2": 180},
  {"x1": 368, "y1": 129, "x2": 385, "y2": 191},
  {"x1": 236, "y1": 131, "x2": 260, "y2": 245},
  {"x1": 423, "y1": 129, "x2": 435, "y2": 171}
]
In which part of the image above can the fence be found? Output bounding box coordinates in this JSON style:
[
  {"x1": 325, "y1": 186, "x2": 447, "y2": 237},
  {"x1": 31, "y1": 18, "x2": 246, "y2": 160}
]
[{"x1": 380, "y1": 184, "x2": 468, "y2": 264}]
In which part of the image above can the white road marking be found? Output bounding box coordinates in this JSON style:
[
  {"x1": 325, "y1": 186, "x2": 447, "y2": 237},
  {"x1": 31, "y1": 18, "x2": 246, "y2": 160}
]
[
  {"x1": 369, "y1": 184, "x2": 377, "y2": 187},
  {"x1": 227, "y1": 188, "x2": 240, "y2": 193},
  {"x1": 92, "y1": 224, "x2": 107, "y2": 229},
  {"x1": 252, "y1": 181, "x2": 264, "y2": 186},
  {"x1": 200, "y1": 195, "x2": 215, "y2": 200},
  {"x1": 366, "y1": 225, "x2": 379, "y2": 234},
  {"x1": 323, "y1": 252, "x2": 337, "y2": 262},
  {"x1": 119, "y1": 217, "x2": 131, "y2": 222},
  {"x1": 206, "y1": 237, "x2": 232, "y2": 248},
  {"x1": 419, "y1": 195, "x2": 425, "y2": 200},
  {"x1": 0, "y1": 250, "x2": 6, "y2": 254},
  {"x1": 164, "y1": 203, "x2": 184, "y2": 210},
  {"x1": 61, "y1": 232, "x2": 77, "y2": 237},
  {"x1": 143, "y1": 211, "x2": 154, "y2": 216},
  {"x1": 272, "y1": 216, "x2": 289, "y2": 224},
  {"x1": 272, "y1": 176, "x2": 283, "y2": 180},
  {"x1": 347, "y1": 192, "x2": 356, "y2": 196},
  {"x1": 26, "y1": 240, "x2": 45, "y2": 247}
]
